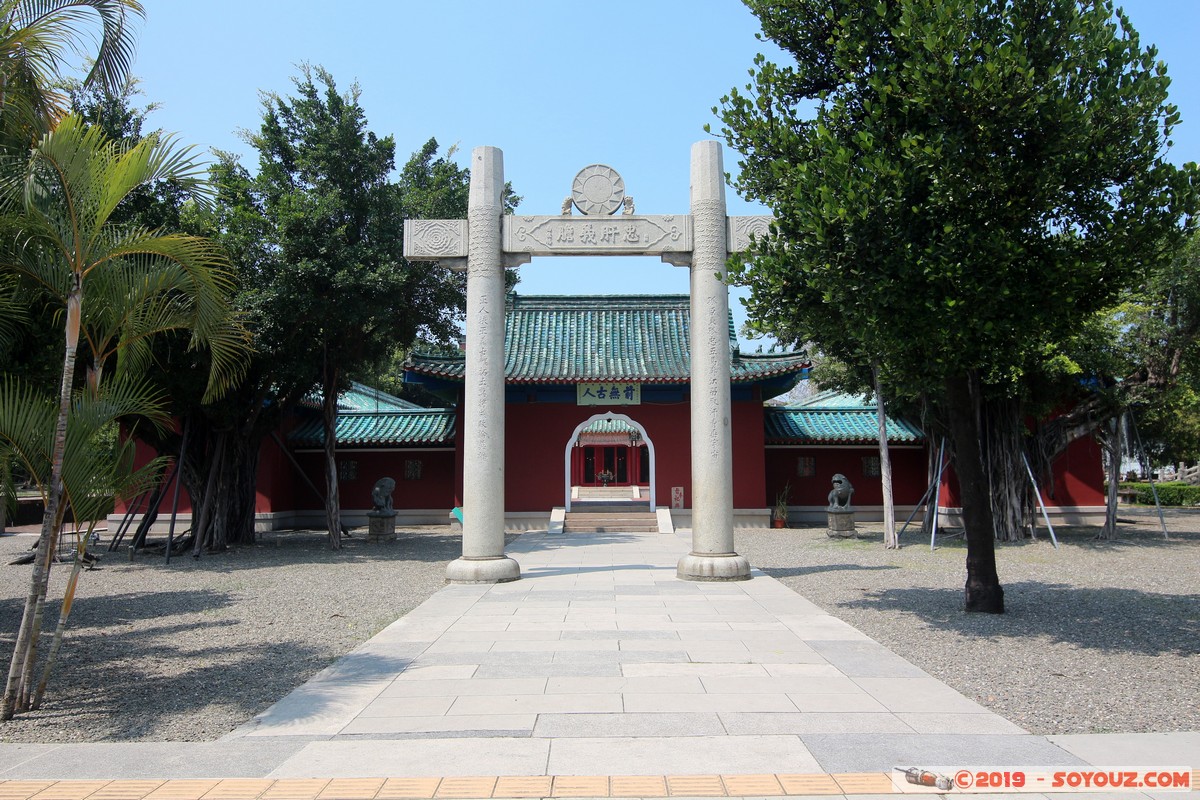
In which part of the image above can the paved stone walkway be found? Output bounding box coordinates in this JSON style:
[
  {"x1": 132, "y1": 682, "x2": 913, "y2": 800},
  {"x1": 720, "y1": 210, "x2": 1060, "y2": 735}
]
[{"x1": 1, "y1": 529, "x2": 1196, "y2": 798}]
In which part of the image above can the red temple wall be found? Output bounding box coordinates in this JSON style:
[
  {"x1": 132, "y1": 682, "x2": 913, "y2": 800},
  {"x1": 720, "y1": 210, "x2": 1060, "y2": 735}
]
[
  {"x1": 939, "y1": 435, "x2": 1104, "y2": 508},
  {"x1": 764, "y1": 446, "x2": 928, "y2": 506},
  {"x1": 503, "y1": 400, "x2": 767, "y2": 511},
  {"x1": 292, "y1": 449, "x2": 457, "y2": 511}
]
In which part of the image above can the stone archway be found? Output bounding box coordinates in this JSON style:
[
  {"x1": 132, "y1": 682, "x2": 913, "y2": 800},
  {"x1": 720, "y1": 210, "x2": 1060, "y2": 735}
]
[
  {"x1": 406, "y1": 141, "x2": 767, "y2": 583},
  {"x1": 563, "y1": 412, "x2": 656, "y2": 513}
]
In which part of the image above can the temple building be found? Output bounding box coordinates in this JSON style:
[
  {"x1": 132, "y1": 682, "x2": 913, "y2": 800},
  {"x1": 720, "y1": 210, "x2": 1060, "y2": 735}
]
[
  {"x1": 276, "y1": 293, "x2": 1103, "y2": 530},
  {"x1": 113, "y1": 292, "x2": 1106, "y2": 533}
]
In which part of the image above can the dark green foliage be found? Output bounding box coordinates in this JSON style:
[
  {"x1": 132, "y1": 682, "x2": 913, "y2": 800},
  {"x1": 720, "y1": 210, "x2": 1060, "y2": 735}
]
[
  {"x1": 1120, "y1": 481, "x2": 1200, "y2": 506},
  {"x1": 1133, "y1": 389, "x2": 1200, "y2": 466},
  {"x1": 150, "y1": 65, "x2": 480, "y2": 548},
  {"x1": 226, "y1": 65, "x2": 480, "y2": 388},
  {"x1": 716, "y1": 0, "x2": 1197, "y2": 612},
  {"x1": 720, "y1": 0, "x2": 1194, "y2": 395}
]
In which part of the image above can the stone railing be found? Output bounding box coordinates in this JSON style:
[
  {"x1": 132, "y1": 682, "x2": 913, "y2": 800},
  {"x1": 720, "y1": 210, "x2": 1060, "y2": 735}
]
[{"x1": 1159, "y1": 463, "x2": 1200, "y2": 484}]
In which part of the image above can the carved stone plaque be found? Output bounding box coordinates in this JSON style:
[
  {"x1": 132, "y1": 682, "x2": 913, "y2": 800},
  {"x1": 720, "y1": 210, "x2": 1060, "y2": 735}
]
[
  {"x1": 404, "y1": 219, "x2": 468, "y2": 260},
  {"x1": 503, "y1": 215, "x2": 692, "y2": 257},
  {"x1": 571, "y1": 165, "x2": 625, "y2": 215},
  {"x1": 727, "y1": 216, "x2": 773, "y2": 254}
]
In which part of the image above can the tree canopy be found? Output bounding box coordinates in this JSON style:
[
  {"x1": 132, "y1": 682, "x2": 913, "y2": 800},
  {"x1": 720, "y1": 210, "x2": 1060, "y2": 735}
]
[
  {"x1": 0, "y1": 0, "x2": 143, "y2": 148},
  {"x1": 717, "y1": 0, "x2": 1197, "y2": 612},
  {"x1": 143, "y1": 65, "x2": 488, "y2": 552}
]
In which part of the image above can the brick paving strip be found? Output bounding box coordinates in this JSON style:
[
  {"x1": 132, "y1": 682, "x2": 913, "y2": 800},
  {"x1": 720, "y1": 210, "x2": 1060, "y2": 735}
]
[{"x1": 0, "y1": 773, "x2": 898, "y2": 799}]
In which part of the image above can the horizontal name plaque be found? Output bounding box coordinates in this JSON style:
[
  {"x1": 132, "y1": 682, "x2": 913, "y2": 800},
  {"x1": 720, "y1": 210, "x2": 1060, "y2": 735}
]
[
  {"x1": 577, "y1": 383, "x2": 641, "y2": 406},
  {"x1": 504, "y1": 215, "x2": 692, "y2": 257}
]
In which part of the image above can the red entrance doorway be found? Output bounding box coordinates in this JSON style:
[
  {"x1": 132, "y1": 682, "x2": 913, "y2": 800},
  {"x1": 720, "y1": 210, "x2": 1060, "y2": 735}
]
[
  {"x1": 574, "y1": 445, "x2": 649, "y2": 486},
  {"x1": 564, "y1": 412, "x2": 657, "y2": 511}
]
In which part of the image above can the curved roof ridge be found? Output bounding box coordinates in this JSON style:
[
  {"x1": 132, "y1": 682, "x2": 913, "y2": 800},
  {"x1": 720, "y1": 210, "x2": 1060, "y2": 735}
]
[
  {"x1": 405, "y1": 294, "x2": 810, "y2": 386},
  {"x1": 289, "y1": 407, "x2": 456, "y2": 447},
  {"x1": 764, "y1": 404, "x2": 923, "y2": 445}
]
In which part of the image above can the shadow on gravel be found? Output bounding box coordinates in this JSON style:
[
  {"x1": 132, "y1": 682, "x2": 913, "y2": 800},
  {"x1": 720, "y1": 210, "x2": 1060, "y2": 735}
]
[
  {"x1": 116, "y1": 530, "x2": 472, "y2": 573},
  {"x1": 839, "y1": 582, "x2": 1200, "y2": 657},
  {"x1": 0, "y1": 587, "x2": 329, "y2": 740},
  {"x1": 0, "y1": 589, "x2": 237, "y2": 643},
  {"x1": 19, "y1": 642, "x2": 325, "y2": 740},
  {"x1": 762, "y1": 563, "x2": 901, "y2": 579}
]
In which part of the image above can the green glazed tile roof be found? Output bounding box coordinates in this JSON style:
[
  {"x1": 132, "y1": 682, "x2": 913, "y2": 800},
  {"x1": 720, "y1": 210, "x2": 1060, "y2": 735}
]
[
  {"x1": 765, "y1": 392, "x2": 924, "y2": 445},
  {"x1": 338, "y1": 382, "x2": 423, "y2": 412},
  {"x1": 406, "y1": 294, "x2": 809, "y2": 384},
  {"x1": 300, "y1": 381, "x2": 423, "y2": 413},
  {"x1": 791, "y1": 389, "x2": 876, "y2": 410},
  {"x1": 290, "y1": 409, "x2": 455, "y2": 447},
  {"x1": 581, "y1": 418, "x2": 636, "y2": 434}
]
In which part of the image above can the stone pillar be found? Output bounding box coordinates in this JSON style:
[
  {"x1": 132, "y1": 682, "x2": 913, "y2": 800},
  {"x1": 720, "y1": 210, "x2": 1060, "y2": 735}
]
[
  {"x1": 678, "y1": 141, "x2": 750, "y2": 581},
  {"x1": 367, "y1": 510, "x2": 398, "y2": 543},
  {"x1": 446, "y1": 146, "x2": 520, "y2": 584},
  {"x1": 826, "y1": 509, "x2": 857, "y2": 538}
]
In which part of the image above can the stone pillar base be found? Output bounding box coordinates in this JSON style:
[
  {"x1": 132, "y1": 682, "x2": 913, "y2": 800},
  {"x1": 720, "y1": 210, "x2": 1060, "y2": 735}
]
[
  {"x1": 446, "y1": 556, "x2": 521, "y2": 584},
  {"x1": 826, "y1": 508, "x2": 856, "y2": 538},
  {"x1": 367, "y1": 512, "x2": 397, "y2": 543},
  {"x1": 677, "y1": 553, "x2": 751, "y2": 582}
]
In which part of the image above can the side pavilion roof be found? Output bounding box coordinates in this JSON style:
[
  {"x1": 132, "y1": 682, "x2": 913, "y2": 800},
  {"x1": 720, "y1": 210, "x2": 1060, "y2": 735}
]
[
  {"x1": 299, "y1": 381, "x2": 424, "y2": 413},
  {"x1": 765, "y1": 390, "x2": 925, "y2": 445},
  {"x1": 290, "y1": 408, "x2": 455, "y2": 448},
  {"x1": 404, "y1": 294, "x2": 809, "y2": 385},
  {"x1": 292, "y1": 383, "x2": 451, "y2": 448}
]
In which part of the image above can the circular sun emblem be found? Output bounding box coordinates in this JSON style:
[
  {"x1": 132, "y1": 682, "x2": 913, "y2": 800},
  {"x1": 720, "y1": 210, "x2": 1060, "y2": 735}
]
[{"x1": 571, "y1": 165, "x2": 625, "y2": 215}]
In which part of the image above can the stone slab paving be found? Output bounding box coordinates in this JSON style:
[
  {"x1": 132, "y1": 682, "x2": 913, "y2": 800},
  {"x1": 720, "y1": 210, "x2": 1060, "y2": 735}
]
[
  {"x1": 230, "y1": 532, "x2": 1065, "y2": 763},
  {"x1": 1, "y1": 530, "x2": 1196, "y2": 798}
]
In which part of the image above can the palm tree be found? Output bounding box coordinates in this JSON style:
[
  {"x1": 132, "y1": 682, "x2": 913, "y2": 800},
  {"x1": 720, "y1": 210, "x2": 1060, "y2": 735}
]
[
  {"x1": 0, "y1": 114, "x2": 247, "y2": 719},
  {"x1": 0, "y1": 0, "x2": 143, "y2": 146},
  {"x1": 0, "y1": 374, "x2": 168, "y2": 709}
]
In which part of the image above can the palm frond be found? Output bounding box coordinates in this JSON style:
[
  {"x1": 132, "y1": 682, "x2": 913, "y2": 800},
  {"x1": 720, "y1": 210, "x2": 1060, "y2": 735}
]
[
  {"x1": 0, "y1": 271, "x2": 29, "y2": 352},
  {"x1": 0, "y1": 376, "x2": 55, "y2": 500},
  {"x1": 1, "y1": 1, "x2": 144, "y2": 92},
  {"x1": 0, "y1": 373, "x2": 167, "y2": 521},
  {"x1": 97, "y1": 230, "x2": 250, "y2": 399}
]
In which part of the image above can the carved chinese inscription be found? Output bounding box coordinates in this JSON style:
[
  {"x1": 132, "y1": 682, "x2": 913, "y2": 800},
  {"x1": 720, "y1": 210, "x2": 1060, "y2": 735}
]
[
  {"x1": 577, "y1": 383, "x2": 641, "y2": 406},
  {"x1": 503, "y1": 215, "x2": 692, "y2": 256}
]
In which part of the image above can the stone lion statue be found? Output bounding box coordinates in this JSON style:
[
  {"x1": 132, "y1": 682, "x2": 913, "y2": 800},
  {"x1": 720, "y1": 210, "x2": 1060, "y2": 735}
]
[
  {"x1": 371, "y1": 477, "x2": 396, "y2": 513},
  {"x1": 827, "y1": 473, "x2": 854, "y2": 510}
]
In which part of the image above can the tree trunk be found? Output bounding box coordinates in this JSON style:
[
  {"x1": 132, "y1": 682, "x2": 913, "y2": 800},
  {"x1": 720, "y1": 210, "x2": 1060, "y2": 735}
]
[
  {"x1": 178, "y1": 420, "x2": 260, "y2": 549},
  {"x1": 944, "y1": 371, "x2": 1005, "y2": 614},
  {"x1": 322, "y1": 358, "x2": 342, "y2": 550},
  {"x1": 983, "y1": 396, "x2": 1028, "y2": 542},
  {"x1": 31, "y1": 536, "x2": 87, "y2": 709},
  {"x1": 129, "y1": 479, "x2": 169, "y2": 551},
  {"x1": 191, "y1": 432, "x2": 225, "y2": 556},
  {"x1": 0, "y1": 463, "x2": 7, "y2": 533},
  {"x1": 208, "y1": 433, "x2": 258, "y2": 549},
  {"x1": 1101, "y1": 414, "x2": 1122, "y2": 539},
  {"x1": 3, "y1": 275, "x2": 81, "y2": 720},
  {"x1": 874, "y1": 366, "x2": 898, "y2": 548}
]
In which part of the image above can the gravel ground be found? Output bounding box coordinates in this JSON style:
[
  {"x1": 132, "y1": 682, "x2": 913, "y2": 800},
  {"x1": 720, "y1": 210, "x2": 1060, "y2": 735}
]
[
  {"x1": 0, "y1": 526, "x2": 470, "y2": 743},
  {"x1": 0, "y1": 510, "x2": 1196, "y2": 742},
  {"x1": 737, "y1": 508, "x2": 1200, "y2": 736}
]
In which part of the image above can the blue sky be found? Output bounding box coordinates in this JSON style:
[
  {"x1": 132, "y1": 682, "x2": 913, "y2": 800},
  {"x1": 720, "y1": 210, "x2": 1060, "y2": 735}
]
[{"x1": 127, "y1": 1, "x2": 1200, "y2": 340}]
